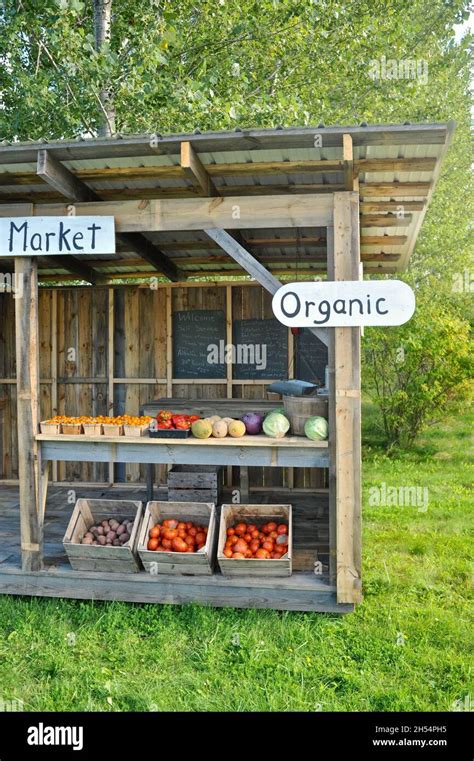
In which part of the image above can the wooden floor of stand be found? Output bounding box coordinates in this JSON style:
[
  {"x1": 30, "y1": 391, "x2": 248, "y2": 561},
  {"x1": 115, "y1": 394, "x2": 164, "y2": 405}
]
[{"x1": 0, "y1": 485, "x2": 353, "y2": 613}]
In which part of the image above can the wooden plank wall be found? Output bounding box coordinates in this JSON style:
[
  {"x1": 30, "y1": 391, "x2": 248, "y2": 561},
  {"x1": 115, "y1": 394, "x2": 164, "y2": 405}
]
[{"x1": 0, "y1": 285, "x2": 326, "y2": 490}]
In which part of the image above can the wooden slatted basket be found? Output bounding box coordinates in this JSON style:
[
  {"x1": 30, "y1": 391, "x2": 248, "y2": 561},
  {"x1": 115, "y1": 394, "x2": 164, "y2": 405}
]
[
  {"x1": 217, "y1": 504, "x2": 292, "y2": 577},
  {"x1": 137, "y1": 501, "x2": 216, "y2": 576},
  {"x1": 63, "y1": 499, "x2": 143, "y2": 573}
]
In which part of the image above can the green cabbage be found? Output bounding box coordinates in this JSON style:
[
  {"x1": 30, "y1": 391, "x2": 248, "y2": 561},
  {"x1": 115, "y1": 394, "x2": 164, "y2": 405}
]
[
  {"x1": 262, "y1": 412, "x2": 290, "y2": 439},
  {"x1": 304, "y1": 416, "x2": 328, "y2": 440},
  {"x1": 265, "y1": 406, "x2": 285, "y2": 417}
]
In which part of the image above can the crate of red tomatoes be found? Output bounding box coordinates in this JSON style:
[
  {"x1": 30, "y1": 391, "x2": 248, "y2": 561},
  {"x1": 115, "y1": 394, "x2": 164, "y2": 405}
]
[
  {"x1": 148, "y1": 410, "x2": 200, "y2": 438},
  {"x1": 137, "y1": 501, "x2": 217, "y2": 575},
  {"x1": 217, "y1": 504, "x2": 292, "y2": 577}
]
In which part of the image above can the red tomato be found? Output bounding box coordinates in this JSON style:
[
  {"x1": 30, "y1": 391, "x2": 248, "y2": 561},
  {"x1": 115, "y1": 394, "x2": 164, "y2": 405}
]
[
  {"x1": 195, "y1": 532, "x2": 206, "y2": 545},
  {"x1": 255, "y1": 548, "x2": 270, "y2": 559},
  {"x1": 234, "y1": 523, "x2": 247, "y2": 537},
  {"x1": 224, "y1": 548, "x2": 233, "y2": 558},
  {"x1": 251, "y1": 529, "x2": 260, "y2": 540},
  {"x1": 161, "y1": 538, "x2": 172, "y2": 549},
  {"x1": 262, "y1": 540, "x2": 274, "y2": 553},
  {"x1": 163, "y1": 528, "x2": 178, "y2": 540},
  {"x1": 186, "y1": 521, "x2": 194, "y2": 530},
  {"x1": 172, "y1": 537, "x2": 188, "y2": 553},
  {"x1": 250, "y1": 540, "x2": 260, "y2": 554},
  {"x1": 147, "y1": 538, "x2": 159, "y2": 551},
  {"x1": 185, "y1": 535, "x2": 195, "y2": 547},
  {"x1": 189, "y1": 415, "x2": 200, "y2": 423},
  {"x1": 277, "y1": 524, "x2": 288, "y2": 535},
  {"x1": 233, "y1": 539, "x2": 248, "y2": 555},
  {"x1": 243, "y1": 533, "x2": 252, "y2": 544},
  {"x1": 188, "y1": 527, "x2": 197, "y2": 537},
  {"x1": 227, "y1": 527, "x2": 235, "y2": 537},
  {"x1": 232, "y1": 552, "x2": 245, "y2": 559},
  {"x1": 149, "y1": 526, "x2": 160, "y2": 539},
  {"x1": 246, "y1": 524, "x2": 257, "y2": 534},
  {"x1": 163, "y1": 519, "x2": 178, "y2": 529}
]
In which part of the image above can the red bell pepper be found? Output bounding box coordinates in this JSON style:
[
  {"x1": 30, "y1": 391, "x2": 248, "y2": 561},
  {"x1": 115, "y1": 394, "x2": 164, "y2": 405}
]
[
  {"x1": 157, "y1": 420, "x2": 173, "y2": 429},
  {"x1": 157, "y1": 410, "x2": 172, "y2": 422}
]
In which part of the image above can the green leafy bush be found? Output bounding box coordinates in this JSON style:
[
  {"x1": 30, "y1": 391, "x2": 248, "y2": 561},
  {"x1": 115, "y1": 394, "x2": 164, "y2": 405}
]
[{"x1": 363, "y1": 288, "x2": 473, "y2": 450}]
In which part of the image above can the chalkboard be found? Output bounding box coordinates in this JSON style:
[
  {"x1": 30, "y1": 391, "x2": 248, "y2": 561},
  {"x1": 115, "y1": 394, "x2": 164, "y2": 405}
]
[
  {"x1": 296, "y1": 329, "x2": 328, "y2": 385},
  {"x1": 173, "y1": 310, "x2": 226, "y2": 379},
  {"x1": 232, "y1": 319, "x2": 288, "y2": 380}
]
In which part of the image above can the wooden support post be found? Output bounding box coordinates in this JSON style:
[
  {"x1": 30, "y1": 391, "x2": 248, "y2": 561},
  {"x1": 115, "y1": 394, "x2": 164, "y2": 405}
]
[
  {"x1": 166, "y1": 287, "x2": 173, "y2": 397},
  {"x1": 107, "y1": 287, "x2": 114, "y2": 485},
  {"x1": 14, "y1": 257, "x2": 43, "y2": 570},
  {"x1": 50, "y1": 289, "x2": 58, "y2": 482},
  {"x1": 328, "y1": 193, "x2": 362, "y2": 603},
  {"x1": 226, "y1": 285, "x2": 233, "y2": 488}
]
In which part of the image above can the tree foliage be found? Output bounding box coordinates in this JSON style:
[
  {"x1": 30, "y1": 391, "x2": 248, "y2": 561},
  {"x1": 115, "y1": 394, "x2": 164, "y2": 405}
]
[
  {"x1": 0, "y1": 0, "x2": 472, "y2": 448},
  {"x1": 363, "y1": 289, "x2": 473, "y2": 449}
]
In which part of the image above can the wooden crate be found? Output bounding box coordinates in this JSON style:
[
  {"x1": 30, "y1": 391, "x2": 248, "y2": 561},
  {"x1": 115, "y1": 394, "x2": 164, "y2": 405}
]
[
  {"x1": 137, "y1": 501, "x2": 216, "y2": 576},
  {"x1": 217, "y1": 504, "x2": 292, "y2": 577},
  {"x1": 40, "y1": 421, "x2": 60, "y2": 435},
  {"x1": 61, "y1": 423, "x2": 82, "y2": 435},
  {"x1": 123, "y1": 424, "x2": 149, "y2": 437},
  {"x1": 63, "y1": 499, "x2": 143, "y2": 573},
  {"x1": 83, "y1": 423, "x2": 103, "y2": 436},
  {"x1": 102, "y1": 423, "x2": 123, "y2": 436},
  {"x1": 167, "y1": 464, "x2": 222, "y2": 503}
]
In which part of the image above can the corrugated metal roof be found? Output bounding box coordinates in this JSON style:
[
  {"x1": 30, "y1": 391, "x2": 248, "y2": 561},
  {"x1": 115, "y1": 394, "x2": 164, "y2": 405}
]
[{"x1": 0, "y1": 122, "x2": 454, "y2": 283}]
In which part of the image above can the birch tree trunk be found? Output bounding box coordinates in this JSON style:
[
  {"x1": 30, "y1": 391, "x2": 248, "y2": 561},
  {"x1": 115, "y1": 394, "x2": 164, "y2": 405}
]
[{"x1": 93, "y1": 0, "x2": 116, "y2": 136}]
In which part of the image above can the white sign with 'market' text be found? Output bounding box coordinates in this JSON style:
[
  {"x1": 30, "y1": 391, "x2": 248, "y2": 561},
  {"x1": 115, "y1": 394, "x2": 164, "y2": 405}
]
[
  {"x1": 0, "y1": 216, "x2": 115, "y2": 256},
  {"x1": 272, "y1": 280, "x2": 416, "y2": 328}
]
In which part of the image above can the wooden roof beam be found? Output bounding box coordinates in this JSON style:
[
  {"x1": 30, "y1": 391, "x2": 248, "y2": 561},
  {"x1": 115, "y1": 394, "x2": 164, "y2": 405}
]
[
  {"x1": 180, "y1": 142, "x2": 218, "y2": 196},
  {"x1": 343, "y1": 134, "x2": 354, "y2": 191},
  {"x1": 204, "y1": 227, "x2": 329, "y2": 347},
  {"x1": 36, "y1": 150, "x2": 180, "y2": 281}
]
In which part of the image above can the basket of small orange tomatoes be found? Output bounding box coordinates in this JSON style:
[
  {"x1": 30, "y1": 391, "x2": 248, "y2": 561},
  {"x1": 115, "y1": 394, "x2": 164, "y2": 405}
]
[
  {"x1": 137, "y1": 501, "x2": 217, "y2": 575},
  {"x1": 217, "y1": 504, "x2": 292, "y2": 577}
]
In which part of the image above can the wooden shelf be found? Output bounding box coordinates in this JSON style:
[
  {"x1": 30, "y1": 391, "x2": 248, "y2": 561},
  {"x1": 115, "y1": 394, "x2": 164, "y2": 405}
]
[{"x1": 37, "y1": 434, "x2": 329, "y2": 469}]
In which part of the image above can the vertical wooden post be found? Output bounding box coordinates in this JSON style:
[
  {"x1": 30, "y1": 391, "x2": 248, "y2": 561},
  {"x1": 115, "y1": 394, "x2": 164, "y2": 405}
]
[
  {"x1": 14, "y1": 257, "x2": 43, "y2": 571},
  {"x1": 107, "y1": 287, "x2": 114, "y2": 485},
  {"x1": 328, "y1": 192, "x2": 362, "y2": 604},
  {"x1": 165, "y1": 287, "x2": 172, "y2": 396},
  {"x1": 50, "y1": 289, "x2": 58, "y2": 482},
  {"x1": 287, "y1": 327, "x2": 295, "y2": 490},
  {"x1": 226, "y1": 285, "x2": 233, "y2": 488}
]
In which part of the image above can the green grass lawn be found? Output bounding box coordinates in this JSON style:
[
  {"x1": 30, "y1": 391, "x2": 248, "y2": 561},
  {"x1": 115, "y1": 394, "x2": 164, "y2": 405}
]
[{"x1": 0, "y1": 407, "x2": 472, "y2": 712}]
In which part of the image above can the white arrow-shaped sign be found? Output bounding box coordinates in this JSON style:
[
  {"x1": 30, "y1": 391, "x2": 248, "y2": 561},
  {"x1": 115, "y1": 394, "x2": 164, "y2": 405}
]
[{"x1": 272, "y1": 280, "x2": 415, "y2": 328}]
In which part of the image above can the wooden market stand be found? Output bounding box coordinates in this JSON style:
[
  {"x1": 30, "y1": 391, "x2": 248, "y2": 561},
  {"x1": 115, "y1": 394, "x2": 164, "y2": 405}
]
[{"x1": 0, "y1": 122, "x2": 453, "y2": 612}]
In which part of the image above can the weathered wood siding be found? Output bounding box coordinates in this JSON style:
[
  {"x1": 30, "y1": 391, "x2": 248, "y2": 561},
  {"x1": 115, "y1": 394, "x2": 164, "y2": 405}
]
[{"x1": 0, "y1": 285, "x2": 326, "y2": 489}]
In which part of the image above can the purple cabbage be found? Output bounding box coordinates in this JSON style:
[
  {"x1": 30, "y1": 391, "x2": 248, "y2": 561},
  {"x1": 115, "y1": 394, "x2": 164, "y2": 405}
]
[{"x1": 241, "y1": 412, "x2": 263, "y2": 435}]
